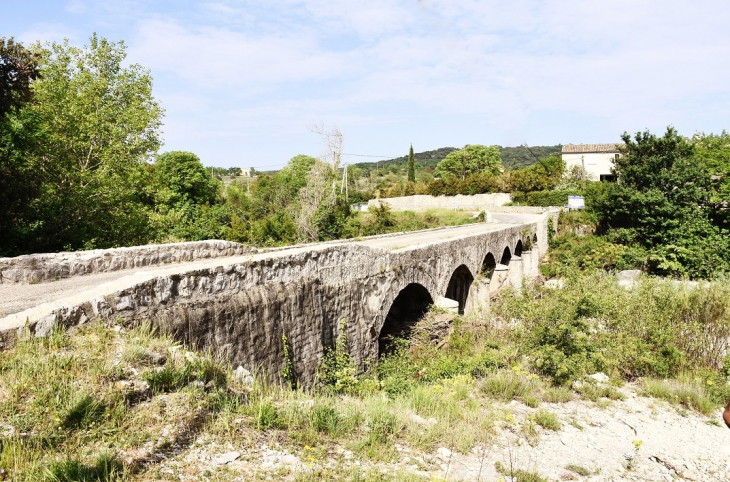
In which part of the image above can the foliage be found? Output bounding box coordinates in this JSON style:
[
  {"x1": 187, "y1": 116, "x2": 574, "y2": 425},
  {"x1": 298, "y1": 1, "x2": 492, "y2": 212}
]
[
  {"x1": 508, "y1": 153, "x2": 565, "y2": 193},
  {"x1": 587, "y1": 127, "x2": 730, "y2": 278},
  {"x1": 512, "y1": 189, "x2": 581, "y2": 207},
  {"x1": 496, "y1": 272, "x2": 730, "y2": 385},
  {"x1": 407, "y1": 144, "x2": 415, "y2": 182},
  {"x1": 435, "y1": 144, "x2": 502, "y2": 180},
  {"x1": 0, "y1": 37, "x2": 41, "y2": 116},
  {"x1": 0, "y1": 35, "x2": 163, "y2": 254},
  {"x1": 154, "y1": 151, "x2": 219, "y2": 207},
  {"x1": 0, "y1": 38, "x2": 43, "y2": 256}
]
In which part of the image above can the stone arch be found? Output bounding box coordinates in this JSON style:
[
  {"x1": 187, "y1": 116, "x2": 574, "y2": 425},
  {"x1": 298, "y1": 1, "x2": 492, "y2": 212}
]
[
  {"x1": 379, "y1": 283, "x2": 433, "y2": 356},
  {"x1": 480, "y1": 252, "x2": 497, "y2": 281},
  {"x1": 501, "y1": 246, "x2": 512, "y2": 265},
  {"x1": 445, "y1": 264, "x2": 474, "y2": 315},
  {"x1": 514, "y1": 239, "x2": 523, "y2": 257}
]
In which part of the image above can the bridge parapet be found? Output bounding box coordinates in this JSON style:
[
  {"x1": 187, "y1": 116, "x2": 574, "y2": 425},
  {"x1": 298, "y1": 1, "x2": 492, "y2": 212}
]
[{"x1": 0, "y1": 240, "x2": 257, "y2": 285}]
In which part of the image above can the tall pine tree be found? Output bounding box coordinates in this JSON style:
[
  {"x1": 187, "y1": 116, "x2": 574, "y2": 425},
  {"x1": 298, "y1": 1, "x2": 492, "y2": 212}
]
[{"x1": 407, "y1": 144, "x2": 415, "y2": 182}]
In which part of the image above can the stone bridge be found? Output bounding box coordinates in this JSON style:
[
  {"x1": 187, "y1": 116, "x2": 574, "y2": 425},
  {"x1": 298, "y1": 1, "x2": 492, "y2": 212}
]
[{"x1": 0, "y1": 212, "x2": 555, "y2": 386}]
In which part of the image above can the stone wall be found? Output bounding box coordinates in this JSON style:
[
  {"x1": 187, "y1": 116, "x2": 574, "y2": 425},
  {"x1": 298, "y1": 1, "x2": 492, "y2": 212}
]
[
  {"x1": 368, "y1": 193, "x2": 511, "y2": 212},
  {"x1": 0, "y1": 240, "x2": 256, "y2": 284}
]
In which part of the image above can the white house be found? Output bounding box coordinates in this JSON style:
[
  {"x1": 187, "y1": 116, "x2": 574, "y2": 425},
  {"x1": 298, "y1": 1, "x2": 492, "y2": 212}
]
[
  {"x1": 240, "y1": 168, "x2": 251, "y2": 177},
  {"x1": 562, "y1": 144, "x2": 621, "y2": 181}
]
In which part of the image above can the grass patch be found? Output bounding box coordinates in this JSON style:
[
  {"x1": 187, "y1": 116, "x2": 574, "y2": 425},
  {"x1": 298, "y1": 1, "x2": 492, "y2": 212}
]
[
  {"x1": 642, "y1": 377, "x2": 715, "y2": 415},
  {"x1": 576, "y1": 383, "x2": 625, "y2": 402},
  {"x1": 494, "y1": 461, "x2": 548, "y2": 482},
  {"x1": 541, "y1": 386, "x2": 573, "y2": 403},
  {"x1": 44, "y1": 452, "x2": 124, "y2": 482},
  {"x1": 480, "y1": 370, "x2": 540, "y2": 402},
  {"x1": 565, "y1": 463, "x2": 594, "y2": 476},
  {"x1": 534, "y1": 409, "x2": 561, "y2": 431}
]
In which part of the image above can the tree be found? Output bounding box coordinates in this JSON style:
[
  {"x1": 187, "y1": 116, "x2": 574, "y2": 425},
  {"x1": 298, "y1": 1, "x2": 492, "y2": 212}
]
[
  {"x1": 588, "y1": 127, "x2": 729, "y2": 278},
  {"x1": 296, "y1": 160, "x2": 335, "y2": 241},
  {"x1": 0, "y1": 37, "x2": 41, "y2": 116},
  {"x1": 407, "y1": 144, "x2": 415, "y2": 182},
  {"x1": 0, "y1": 38, "x2": 42, "y2": 255},
  {"x1": 154, "y1": 151, "x2": 219, "y2": 207},
  {"x1": 22, "y1": 34, "x2": 163, "y2": 251},
  {"x1": 509, "y1": 153, "x2": 566, "y2": 193},
  {"x1": 435, "y1": 144, "x2": 502, "y2": 180}
]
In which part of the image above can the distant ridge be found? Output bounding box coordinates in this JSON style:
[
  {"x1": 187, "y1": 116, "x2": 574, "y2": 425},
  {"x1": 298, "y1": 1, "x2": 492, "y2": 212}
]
[{"x1": 354, "y1": 145, "x2": 562, "y2": 171}]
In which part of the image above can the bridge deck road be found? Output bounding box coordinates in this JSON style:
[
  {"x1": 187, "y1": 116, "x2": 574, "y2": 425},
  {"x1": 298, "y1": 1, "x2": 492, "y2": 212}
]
[{"x1": 0, "y1": 214, "x2": 541, "y2": 321}]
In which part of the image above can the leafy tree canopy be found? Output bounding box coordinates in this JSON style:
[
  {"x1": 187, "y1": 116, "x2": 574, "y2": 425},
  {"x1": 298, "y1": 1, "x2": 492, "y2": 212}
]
[
  {"x1": 509, "y1": 153, "x2": 565, "y2": 193},
  {"x1": 0, "y1": 37, "x2": 41, "y2": 116},
  {"x1": 435, "y1": 144, "x2": 502, "y2": 180},
  {"x1": 155, "y1": 151, "x2": 219, "y2": 207},
  {"x1": 0, "y1": 34, "x2": 164, "y2": 254},
  {"x1": 587, "y1": 127, "x2": 730, "y2": 278}
]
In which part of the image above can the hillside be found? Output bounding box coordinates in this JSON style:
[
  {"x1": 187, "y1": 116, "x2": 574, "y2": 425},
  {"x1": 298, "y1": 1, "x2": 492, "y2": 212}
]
[{"x1": 354, "y1": 145, "x2": 562, "y2": 172}]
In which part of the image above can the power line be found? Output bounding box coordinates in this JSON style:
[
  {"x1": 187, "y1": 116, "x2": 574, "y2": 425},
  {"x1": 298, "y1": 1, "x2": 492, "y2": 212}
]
[{"x1": 342, "y1": 153, "x2": 400, "y2": 158}]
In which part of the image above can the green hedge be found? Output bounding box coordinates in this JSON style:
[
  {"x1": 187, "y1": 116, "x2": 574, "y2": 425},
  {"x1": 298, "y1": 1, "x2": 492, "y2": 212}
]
[{"x1": 513, "y1": 190, "x2": 583, "y2": 207}]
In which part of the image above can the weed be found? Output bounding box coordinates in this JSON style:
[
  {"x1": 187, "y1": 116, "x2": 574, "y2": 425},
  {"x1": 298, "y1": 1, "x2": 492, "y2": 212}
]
[
  {"x1": 281, "y1": 334, "x2": 296, "y2": 389},
  {"x1": 569, "y1": 419, "x2": 584, "y2": 430},
  {"x1": 480, "y1": 370, "x2": 539, "y2": 401},
  {"x1": 642, "y1": 377, "x2": 715, "y2": 415},
  {"x1": 534, "y1": 409, "x2": 561, "y2": 431},
  {"x1": 565, "y1": 464, "x2": 593, "y2": 476},
  {"x1": 494, "y1": 460, "x2": 548, "y2": 482},
  {"x1": 44, "y1": 452, "x2": 124, "y2": 481},
  {"x1": 542, "y1": 386, "x2": 573, "y2": 403}
]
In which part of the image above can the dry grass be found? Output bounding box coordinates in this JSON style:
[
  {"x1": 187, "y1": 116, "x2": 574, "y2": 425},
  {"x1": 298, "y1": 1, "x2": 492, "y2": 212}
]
[{"x1": 642, "y1": 377, "x2": 715, "y2": 415}]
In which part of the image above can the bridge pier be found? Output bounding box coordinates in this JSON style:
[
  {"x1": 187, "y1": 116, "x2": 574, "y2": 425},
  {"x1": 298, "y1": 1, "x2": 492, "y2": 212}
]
[
  {"x1": 465, "y1": 278, "x2": 490, "y2": 315},
  {"x1": 490, "y1": 264, "x2": 510, "y2": 295},
  {"x1": 509, "y1": 255, "x2": 523, "y2": 291}
]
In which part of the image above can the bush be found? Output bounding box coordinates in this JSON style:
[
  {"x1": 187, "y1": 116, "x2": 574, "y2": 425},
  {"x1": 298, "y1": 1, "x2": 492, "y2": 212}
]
[
  {"x1": 496, "y1": 273, "x2": 730, "y2": 385},
  {"x1": 521, "y1": 189, "x2": 582, "y2": 207}
]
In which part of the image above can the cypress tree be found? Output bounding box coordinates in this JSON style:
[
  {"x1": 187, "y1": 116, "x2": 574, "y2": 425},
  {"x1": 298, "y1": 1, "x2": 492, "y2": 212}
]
[{"x1": 407, "y1": 144, "x2": 416, "y2": 182}]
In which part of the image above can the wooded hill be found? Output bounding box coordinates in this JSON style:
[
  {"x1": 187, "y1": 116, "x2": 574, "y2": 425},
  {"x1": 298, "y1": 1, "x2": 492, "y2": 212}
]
[{"x1": 354, "y1": 145, "x2": 562, "y2": 171}]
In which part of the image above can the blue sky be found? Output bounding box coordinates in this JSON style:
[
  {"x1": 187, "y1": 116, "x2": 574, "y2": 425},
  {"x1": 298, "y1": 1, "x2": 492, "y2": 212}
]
[{"x1": 4, "y1": 1, "x2": 730, "y2": 169}]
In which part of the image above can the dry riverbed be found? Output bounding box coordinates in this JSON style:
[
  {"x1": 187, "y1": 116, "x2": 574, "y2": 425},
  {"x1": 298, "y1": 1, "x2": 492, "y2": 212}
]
[{"x1": 138, "y1": 382, "x2": 730, "y2": 481}]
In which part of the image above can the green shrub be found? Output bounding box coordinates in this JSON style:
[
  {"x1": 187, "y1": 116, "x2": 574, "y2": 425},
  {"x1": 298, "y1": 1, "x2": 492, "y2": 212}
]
[
  {"x1": 480, "y1": 370, "x2": 539, "y2": 401},
  {"x1": 534, "y1": 409, "x2": 561, "y2": 431},
  {"x1": 525, "y1": 190, "x2": 582, "y2": 207},
  {"x1": 541, "y1": 386, "x2": 573, "y2": 403},
  {"x1": 44, "y1": 452, "x2": 124, "y2": 482},
  {"x1": 494, "y1": 461, "x2": 548, "y2": 482}
]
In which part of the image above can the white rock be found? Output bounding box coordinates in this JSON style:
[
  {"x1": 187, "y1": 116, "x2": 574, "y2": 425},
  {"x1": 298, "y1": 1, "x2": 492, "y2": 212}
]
[
  {"x1": 545, "y1": 279, "x2": 565, "y2": 289},
  {"x1": 436, "y1": 447, "x2": 452, "y2": 459},
  {"x1": 213, "y1": 451, "x2": 240, "y2": 465},
  {"x1": 588, "y1": 372, "x2": 610, "y2": 383},
  {"x1": 234, "y1": 366, "x2": 255, "y2": 388}
]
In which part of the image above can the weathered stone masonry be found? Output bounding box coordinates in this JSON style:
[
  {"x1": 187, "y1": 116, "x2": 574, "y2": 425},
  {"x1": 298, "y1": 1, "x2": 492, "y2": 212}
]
[{"x1": 0, "y1": 215, "x2": 552, "y2": 387}]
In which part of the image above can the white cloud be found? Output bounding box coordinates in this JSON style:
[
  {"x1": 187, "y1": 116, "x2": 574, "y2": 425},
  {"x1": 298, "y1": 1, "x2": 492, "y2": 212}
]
[{"x1": 11, "y1": 0, "x2": 730, "y2": 166}]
